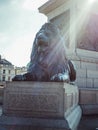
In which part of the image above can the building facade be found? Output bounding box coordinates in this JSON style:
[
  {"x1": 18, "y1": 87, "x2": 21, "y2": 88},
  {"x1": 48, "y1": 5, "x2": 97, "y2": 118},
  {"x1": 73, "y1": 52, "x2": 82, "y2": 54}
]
[
  {"x1": 0, "y1": 55, "x2": 15, "y2": 81},
  {"x1": 0, "y1": 55, "x2": 27, "y2": 81},
  {"x1": 15, "y1": 66, "x2": 27, "y2": 75}
]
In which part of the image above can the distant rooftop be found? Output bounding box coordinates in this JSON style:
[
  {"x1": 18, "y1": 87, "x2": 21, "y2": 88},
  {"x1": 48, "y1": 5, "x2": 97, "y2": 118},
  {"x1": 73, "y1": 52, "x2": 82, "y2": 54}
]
[{"x1": 0, "y1": 55, "x2": 12, "y2": 66}]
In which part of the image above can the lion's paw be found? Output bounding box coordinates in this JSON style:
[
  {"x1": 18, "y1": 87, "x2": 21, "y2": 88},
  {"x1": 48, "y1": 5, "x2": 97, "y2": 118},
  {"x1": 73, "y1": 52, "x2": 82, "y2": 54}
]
[{"x1": 51, "y1": 73, "x2": 70, "y2": 82}]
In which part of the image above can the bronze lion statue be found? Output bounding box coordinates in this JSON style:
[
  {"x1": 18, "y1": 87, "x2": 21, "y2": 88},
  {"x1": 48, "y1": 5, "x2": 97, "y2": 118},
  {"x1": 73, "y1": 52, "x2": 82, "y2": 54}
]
[{"x1": 12, "y1": 22, "x2": 76, "y2": 83}]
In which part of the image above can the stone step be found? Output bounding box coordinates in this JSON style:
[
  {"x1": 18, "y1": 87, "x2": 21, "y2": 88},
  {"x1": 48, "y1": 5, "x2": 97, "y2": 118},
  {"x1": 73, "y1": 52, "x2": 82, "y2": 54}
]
[
  {"x1": 0, "y1": 115, "x2": 98, "y2": 130},
  {"x1": 78, "y1": 115, "x2": 98, "y2": 130},
  {"x1": 0, "y1": 126, "x2": 57, "y2": 130},
  {"x1": 0, "y1": 115, "x2": 70, "y2": 130},
  {"x1": 0, "y1": 106, "x2": 81, "y2": 130}
]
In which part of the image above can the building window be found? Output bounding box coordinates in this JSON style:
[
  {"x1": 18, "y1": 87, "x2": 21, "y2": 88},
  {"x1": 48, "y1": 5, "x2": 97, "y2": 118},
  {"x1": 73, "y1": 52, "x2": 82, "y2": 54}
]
[
  {"x1": 3, "y1": 69, "x2": 6, "y2": 74},
  {"x1": 9, "y1": 70, "x2": 11, "y2": 74},
  {"x1": 2, "y1": 76, "x2": 5, "y2": 81}
]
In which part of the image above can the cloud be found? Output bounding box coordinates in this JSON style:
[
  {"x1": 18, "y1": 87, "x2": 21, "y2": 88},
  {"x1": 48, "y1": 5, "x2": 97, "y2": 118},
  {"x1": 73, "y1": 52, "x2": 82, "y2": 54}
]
[
  {"x1": 22, "y1": 0, "x2": 35, "y2": 11},
  {"x1": 0, "y1": 0, "x2": 11, "y2": 5},
  {"x1": 3, "y1": 34, "x2": 34, "y2": 67},
  {"x1": 22, "y1": 0, "x2": 49, "y2": 11},
  {"x1": 0, "y1": 33, "x2": 8, "y2": 43},
  {"x1": 0, "y1": 33, "x2": 12, "y2": 53}
]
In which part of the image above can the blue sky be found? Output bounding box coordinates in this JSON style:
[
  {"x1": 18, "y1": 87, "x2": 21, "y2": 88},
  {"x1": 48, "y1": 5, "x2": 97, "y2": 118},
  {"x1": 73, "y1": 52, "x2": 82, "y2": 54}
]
[{"x1": 0, "y1": 0, "x2": 48, "y2": 66}]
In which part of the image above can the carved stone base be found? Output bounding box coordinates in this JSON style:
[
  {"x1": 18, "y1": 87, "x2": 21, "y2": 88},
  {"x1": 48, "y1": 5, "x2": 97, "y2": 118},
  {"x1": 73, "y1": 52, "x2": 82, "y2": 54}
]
[{"x1": 2, "y1": 82, "x2": 82, "y2": 130}]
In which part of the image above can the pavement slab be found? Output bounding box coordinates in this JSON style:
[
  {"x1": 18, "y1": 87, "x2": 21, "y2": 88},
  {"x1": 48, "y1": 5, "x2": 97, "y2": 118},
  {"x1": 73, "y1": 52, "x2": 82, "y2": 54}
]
[{"x1": 78, "y1": 115, "x2": 98, "y2": 130}]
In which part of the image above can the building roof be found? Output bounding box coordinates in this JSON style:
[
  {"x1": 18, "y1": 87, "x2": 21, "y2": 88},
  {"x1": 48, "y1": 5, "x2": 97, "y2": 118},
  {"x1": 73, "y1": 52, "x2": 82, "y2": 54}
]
[{"x1": 0, "y1": 58, "x2": 12, "y2": 66}]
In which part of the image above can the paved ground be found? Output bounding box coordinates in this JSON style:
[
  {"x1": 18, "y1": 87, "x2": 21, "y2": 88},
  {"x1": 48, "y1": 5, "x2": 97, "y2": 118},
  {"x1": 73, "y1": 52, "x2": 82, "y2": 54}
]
[
  {"x1": 0, "y1": 106, "x2": 98, "y2": 130},
  {"x1": 78, "y1": 115, "x2": 98, "y2": 130}
]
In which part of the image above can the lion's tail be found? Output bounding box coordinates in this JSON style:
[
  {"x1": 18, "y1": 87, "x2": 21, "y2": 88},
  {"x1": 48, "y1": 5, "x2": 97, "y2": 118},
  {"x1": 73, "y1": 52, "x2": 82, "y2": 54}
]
[{"x1": 68, "y1": 60, "x2": 76, "y2": 82}]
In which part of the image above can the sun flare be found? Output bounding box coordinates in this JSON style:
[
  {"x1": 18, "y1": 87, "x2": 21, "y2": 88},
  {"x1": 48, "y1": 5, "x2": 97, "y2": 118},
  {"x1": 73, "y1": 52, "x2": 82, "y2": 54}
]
[{"x1": 89, "y1": 0, "x2": 96, "y2": 4}]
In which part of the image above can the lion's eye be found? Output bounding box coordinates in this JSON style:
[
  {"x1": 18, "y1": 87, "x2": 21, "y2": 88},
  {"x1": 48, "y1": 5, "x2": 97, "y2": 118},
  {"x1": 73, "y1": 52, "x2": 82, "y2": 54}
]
[{"x1": 45, "y1": 32, "x2": 50, "y2": 36}]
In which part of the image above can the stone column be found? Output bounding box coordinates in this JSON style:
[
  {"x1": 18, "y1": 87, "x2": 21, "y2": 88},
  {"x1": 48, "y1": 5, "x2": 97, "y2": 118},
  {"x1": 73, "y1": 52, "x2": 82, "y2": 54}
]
[{"x1": 68, "y1": 0, "x2": 77, "y2": 54}]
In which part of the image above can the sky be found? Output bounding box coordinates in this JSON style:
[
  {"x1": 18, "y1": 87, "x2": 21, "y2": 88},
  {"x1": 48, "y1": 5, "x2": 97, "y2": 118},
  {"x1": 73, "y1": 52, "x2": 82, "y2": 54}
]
[{"x1": 0, "y1": 0, "x2": 48, "y2": 67}]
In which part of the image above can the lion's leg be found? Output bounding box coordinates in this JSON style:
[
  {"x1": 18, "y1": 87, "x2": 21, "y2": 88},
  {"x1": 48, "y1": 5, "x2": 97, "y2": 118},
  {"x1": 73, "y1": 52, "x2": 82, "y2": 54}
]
[{"x1": 50, "y1": 70, "x2": 70, "y2": 82}]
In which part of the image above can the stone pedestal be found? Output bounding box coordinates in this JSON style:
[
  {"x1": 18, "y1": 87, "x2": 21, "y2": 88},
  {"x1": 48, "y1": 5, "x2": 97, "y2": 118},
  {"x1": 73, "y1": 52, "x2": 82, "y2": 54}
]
[
  {"x1": 2, "y1": 82, "x2": 81, "y2": 130},
  {"x1": 79, "y1": 88, "x2": 98, "y2": 115}
]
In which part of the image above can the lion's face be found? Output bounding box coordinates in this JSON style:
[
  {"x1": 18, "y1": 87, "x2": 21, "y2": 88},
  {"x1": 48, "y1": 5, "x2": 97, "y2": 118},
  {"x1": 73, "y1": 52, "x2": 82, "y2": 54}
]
[
  {"x1": 36, "y1": 30, "x2": 50, "y2": 53},
  {"x1": 35, "y1": 23, "x2": 60, "y2": 54},
  {"x1": 30, "y1": 22, "x2": 67, "y2": 67}
]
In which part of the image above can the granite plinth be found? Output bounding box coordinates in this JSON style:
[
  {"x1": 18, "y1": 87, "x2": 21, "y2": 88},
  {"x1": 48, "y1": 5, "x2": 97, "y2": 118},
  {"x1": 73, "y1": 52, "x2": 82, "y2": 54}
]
[
  {"x1": 3, "y1": 82, "x2": 78, "y2": 118},
  {"x1": 2, "y1": 82, "x2": 81, "y2": 130},
  {"x1": 79, "y1": 88, "x2": 98, "y2": 115}
]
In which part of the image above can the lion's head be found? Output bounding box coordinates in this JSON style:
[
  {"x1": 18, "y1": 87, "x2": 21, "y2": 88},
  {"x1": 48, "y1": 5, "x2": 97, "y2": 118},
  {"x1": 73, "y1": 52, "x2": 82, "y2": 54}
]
[{"x1": 28, "y1": 23, "x2": 67, "y2": 70}]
